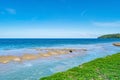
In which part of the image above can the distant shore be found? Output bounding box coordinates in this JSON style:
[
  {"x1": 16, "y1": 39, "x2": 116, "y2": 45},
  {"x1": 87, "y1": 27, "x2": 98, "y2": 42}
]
[{"x1": 98, "y1": 33, "x2": 120, "y2": 38}]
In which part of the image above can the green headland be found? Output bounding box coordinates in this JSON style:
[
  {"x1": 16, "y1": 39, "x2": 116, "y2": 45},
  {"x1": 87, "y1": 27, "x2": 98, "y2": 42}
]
[{"x1": 98, "y1": 33, "x2": 120, "y2": 38}]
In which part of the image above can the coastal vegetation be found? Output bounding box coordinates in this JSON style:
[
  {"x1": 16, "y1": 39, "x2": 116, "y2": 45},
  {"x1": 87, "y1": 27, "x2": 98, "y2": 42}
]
[
  {"x1": 40, "y1": 53, "x2": 120, "y2": 80},
  {"x1": 98, "y1": 33, "x2": 120, "y2": 38}
]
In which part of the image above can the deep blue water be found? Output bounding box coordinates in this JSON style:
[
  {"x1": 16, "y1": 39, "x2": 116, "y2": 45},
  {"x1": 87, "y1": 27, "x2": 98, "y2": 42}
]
[{"x1": 0, "y1": 38, "x2": 120, "y2": 50}]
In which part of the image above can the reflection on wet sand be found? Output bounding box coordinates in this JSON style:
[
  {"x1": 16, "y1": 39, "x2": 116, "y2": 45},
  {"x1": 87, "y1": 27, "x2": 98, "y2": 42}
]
[{"x1": 0, "y1": 48, "x2": 87, "y2": 64}]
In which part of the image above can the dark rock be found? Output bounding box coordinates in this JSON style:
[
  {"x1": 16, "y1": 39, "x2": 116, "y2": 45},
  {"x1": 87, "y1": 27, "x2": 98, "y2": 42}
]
[{"x1": 69, "y1": 50, "x2": 73, "y2": 53}]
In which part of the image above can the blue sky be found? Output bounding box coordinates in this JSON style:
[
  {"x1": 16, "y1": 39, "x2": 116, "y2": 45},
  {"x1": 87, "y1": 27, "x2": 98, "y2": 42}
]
[{"x1": 0, "y1": 0, "x2": 120, "y2": 38}]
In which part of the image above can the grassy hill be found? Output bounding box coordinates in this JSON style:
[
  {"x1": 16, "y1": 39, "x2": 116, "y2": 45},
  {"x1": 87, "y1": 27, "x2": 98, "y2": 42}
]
[
  {"x1": 98, "y1": 33, "x2": 120, "y2": 38},
  {"x1": 40, "y1": 53, "x2": 120, "y2": 80}
]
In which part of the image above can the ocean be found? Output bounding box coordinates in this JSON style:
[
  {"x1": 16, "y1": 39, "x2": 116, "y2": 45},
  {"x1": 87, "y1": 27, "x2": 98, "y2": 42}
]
[
  {"x1": 0, "y1": 38, "x2": 120, "y2": 80},
  {"x1": 0, "y1": 38, "x2": 120, "y2": 50}
]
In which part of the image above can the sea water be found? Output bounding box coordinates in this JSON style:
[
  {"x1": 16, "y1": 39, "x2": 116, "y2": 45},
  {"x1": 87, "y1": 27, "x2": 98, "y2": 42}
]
[{"x1": 0, "y1": 38, "x2": 120, "y2": 80}]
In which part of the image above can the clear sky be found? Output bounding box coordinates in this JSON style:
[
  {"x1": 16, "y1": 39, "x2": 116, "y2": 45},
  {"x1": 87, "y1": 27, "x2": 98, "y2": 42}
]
[{"x1": 0, "y1": 0, "x2": 120, "y2": 38}]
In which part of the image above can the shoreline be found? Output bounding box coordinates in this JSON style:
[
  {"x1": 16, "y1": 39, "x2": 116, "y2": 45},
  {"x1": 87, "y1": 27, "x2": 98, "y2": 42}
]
[{"x1": 0, "y1": 42, "x2": 119, "y2": 80}]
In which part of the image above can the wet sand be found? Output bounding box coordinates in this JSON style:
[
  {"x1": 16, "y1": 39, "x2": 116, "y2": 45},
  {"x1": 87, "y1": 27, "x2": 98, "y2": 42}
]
[{"x1": 0, "y1": 48, "x2": 87, "y2": 64}]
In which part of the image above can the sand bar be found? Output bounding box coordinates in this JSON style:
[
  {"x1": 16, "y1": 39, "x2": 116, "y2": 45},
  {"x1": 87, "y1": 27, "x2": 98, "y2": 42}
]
[{"x1": 0, "y1": 48, "x2": 87, "y2": 64}]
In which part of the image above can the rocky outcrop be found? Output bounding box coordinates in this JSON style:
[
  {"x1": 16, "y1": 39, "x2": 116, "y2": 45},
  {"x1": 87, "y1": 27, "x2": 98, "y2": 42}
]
[{"x1": 113, "y1": 43, "x2": 120, "y2": 46}]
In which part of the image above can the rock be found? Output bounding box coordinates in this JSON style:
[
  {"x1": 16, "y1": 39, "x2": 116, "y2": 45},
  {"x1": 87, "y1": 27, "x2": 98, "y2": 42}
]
[
  {"x1": 69, "y1": 50, "x2": 72, "y2": 53},
  {"x1": 113, "y1": 43, "x2": 120, "y2": 46}
]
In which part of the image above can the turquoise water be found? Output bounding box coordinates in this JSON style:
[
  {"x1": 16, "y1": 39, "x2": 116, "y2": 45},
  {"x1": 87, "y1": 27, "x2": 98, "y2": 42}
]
[{"x1": 0, "y1": 39, "x2": 120, "y2": 80}]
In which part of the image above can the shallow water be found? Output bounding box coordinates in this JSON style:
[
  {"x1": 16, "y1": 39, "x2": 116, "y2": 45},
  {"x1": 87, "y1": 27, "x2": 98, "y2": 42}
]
[{"x1": 0, "y1": 39, "x2": 120, "y2": 80}]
